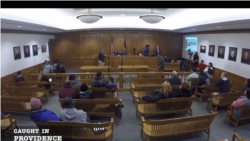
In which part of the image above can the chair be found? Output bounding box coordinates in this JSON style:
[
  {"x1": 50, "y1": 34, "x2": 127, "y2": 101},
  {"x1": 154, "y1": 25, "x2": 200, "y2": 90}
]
[
  {"x1": 216, "y1": 133, "x2": 246, "y2": 141},
  {"x1": 1, "y1": 114, "x2": 19, "y2": 141}
]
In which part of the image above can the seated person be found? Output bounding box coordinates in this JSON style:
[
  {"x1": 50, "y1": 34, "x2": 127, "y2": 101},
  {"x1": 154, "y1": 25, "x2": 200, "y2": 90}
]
[
  {"x1": 37, "y1": 70, "x2": 51, "y2": 90},
  {"x1": 203, "y1": 62, "x2": 214, "y2": 78},
  {"x1": 79, "y1": 84, "x2": 94, "y2": 99},
  {"x1": 29, "y1": 98, "x2": 61, "y2": 122},
  {"x1": 114, "y1": 50, "x2": 123, "y2": 56},
  {"x1": 164, "y1": 56, "x2": 171, "y2": 63},
  {"x1": 230, "y1": 89, "x2": 250, "y2": 118},
  {"x1": 55, "y1": 63, "x2": 66, "y2": 73},
  {"x1": 241, "y1": 78, "x2": 250, "y2": 92},
  {"x1": 59, "y1": 81, "x2": 78, "y2": 99},
  {"x1": 168, "y1": 71, "x2": 182, "y2": 85},
  {"x1": 69, "y1": 74, "x2": 82, "y2": 87},
  {"x1": 142, "y1": 81, "x2": 174, "y2": 102},
  {"x1": 60, "y1": 97, "x2": 90, "y2": 122},
  {"x1": 91, "y1": 72, "x2": 117, "y2": 88},
  {"x1": 175, "y1": 82, "x2": 193, "y2": 97},
  {"x1": 187, "y1": 68, "x2": 199, "y2": 80},
  {"x1": 195, "y1": 71, "x2": 209, "y2": 94},
  {"x1": 216, "y1": 72, "x2": 230, "y2": 93},
  {"x1": 196, "y1": 60, "x2": 205, "y2": 71},
  {"x1": 15, "y1": 71, "x2": 25, "y2": 82}
]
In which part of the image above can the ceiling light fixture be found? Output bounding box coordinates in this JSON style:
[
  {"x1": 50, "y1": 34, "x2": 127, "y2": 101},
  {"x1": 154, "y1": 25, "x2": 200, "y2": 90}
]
[
  {"x1": 43, "y1": 29, "x2": 46, "y2": 30},
  {"x1": 217, "y1": 26, "x2": 221, "y2": 28},
  {"x1": 76, "y1": 8, "x2": 103, "y2": 24},
  {"x1": 193, "y1": 29, "x2": 195, "y2": 30},
  {"x1": 140, "y1": 9, "x2": 165, "y2": 24},
  {"x1": 59, "y1": 31, "x2": 61, "y2": 32},
  {"x1": 17, "y1": 26, "x2": 21, "y2": 28}
]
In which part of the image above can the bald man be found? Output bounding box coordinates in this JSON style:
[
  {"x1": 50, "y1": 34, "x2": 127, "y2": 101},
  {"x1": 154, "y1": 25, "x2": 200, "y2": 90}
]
[{"x1": 168, "y1": 71, "x2": 182, "y2": 85}]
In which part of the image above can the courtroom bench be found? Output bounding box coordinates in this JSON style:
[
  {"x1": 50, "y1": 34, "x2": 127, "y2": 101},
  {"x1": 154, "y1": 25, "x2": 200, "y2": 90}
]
[
  {"x1": 72, "y1": 87, "x2": 118, "y2": 99},
  {"x1": 35, "y1": 118, "x2": 114, "y2": 141},
  {"x1": 17, "y1": 81, "x2": 54, "y2": 95},
  {"x1": 195, "y1": 84, "x2": 219, "y2": 104},
  {"x1": 58, "y1": 98, "x2": 122, "y2": 126},
  {"x1": 1, "y1": 97, "x2": 31, "y2": 113},
  {"x1": 140, "y1": 110, "x2": 217, "y2": 141},
  {"x1": 136, "y1": 96, "x2": 195, "y2": 117}
]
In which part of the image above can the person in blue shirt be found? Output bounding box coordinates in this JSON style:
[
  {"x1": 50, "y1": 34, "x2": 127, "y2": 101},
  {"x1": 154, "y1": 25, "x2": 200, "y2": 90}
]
[
  {"x1": 91, "y1": 72, "x2": 117, "y2": 88},
  {"x1": 195, "y1": 71, "x2": 209, "y2": 94},
  {"x1": 29, "y1": 98, "x2": 61, "y2": 122},
  {"x1": 142, "y1": 45, "x2": 150, "y2": 56}
]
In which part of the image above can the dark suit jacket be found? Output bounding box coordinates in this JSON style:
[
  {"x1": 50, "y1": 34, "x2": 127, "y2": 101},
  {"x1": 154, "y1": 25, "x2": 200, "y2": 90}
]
[
  {"x1": 208, "y1": 51, "x2": 214, "y2": 56},
  {"x1": 228, "y1": 55, "x2": 236, "y2": 61},
  {"x1": 218, "y1": 53, "x2": 224, "y2": 58},
  {"x1": 168, "y1": 77, "x2": 182, "y2": 85},
  {"x1": 154, "y1": 48, "x2": 161, "y2": 56},
  {"x1": 33, "y1": 51, "x2": 38, "y2": 56},
  {"x1": 15, "y1": 53, "x2": 21, "y2": 60}
]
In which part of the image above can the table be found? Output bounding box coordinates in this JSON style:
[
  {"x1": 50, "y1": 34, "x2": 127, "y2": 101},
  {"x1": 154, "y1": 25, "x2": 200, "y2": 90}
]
[
  {"x1": 164, "y1": 63, "x2": 180, "y2": 71},
  {"x1": 79, "y1": 66, "x2": 109, "y2": 72},
  {"x1": 118, "y1": 65, "x2": 149, "y2": 72}
]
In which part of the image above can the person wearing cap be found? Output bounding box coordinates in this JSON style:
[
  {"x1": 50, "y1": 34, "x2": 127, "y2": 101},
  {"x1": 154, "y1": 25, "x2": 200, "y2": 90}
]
[
  {"x1": 59, "y1": 80, "x2": 78, "y2": 99},
  {"x1": 60, "y1": 97, "x2": 90, "y2": 122},
  {"x1": 79, "y1": 84, "x2": 94, "y2": 99},
  {"x1": 15, "y1": 71, "x2": 25, "y2": 82},
  {"x1": 168, "y1": 71, "x2": 182, "y2": 85},
  {"x1": 29, "y1": 98, "x2": 61, "y2": 122},
  {"x1": 91, "y1": 72, "x2": 117, "y2": 88}
]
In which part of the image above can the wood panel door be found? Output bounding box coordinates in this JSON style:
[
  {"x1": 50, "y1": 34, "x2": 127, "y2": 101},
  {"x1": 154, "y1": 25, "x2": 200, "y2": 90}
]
[
  {"x1": 141, "y1": 33, "x2": 156, "y2": 55},
  {"x1": 157, "y1": 33, "x2": 170, "y2": 56},
  {"x1": 127, "y1": 32, "x2": 140, "y2": 55},
  {"x1": 81, "y1": 33, "x2": 98, "y2": 57}
]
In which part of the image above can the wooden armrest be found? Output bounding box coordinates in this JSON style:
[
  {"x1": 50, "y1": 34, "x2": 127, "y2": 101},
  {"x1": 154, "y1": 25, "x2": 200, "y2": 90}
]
[
  {"x1": 136, "y1": 99, "x2": 139, "y2": 102},
  {"x1": 141, "y1": 116, "x2": 145, "y2": 122},
  {"x1": 233, "y1": 133, "x2": 245, "y2": 141},
  {"x1": 119, "y1": 99, "x2": 122, "y2": 102},
  {"x1": 110, "y1": 118, "x2": 114, "y2": 123}
]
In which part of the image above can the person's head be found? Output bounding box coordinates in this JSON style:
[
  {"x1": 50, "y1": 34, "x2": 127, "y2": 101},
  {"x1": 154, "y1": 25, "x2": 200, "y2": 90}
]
[
  {"x1": 181, "y1": 82, "x2": 190, "y2": 90},
  {"x1": 80, "y1": 84, "x2": 88, "y2": 92},
  {"x1": 210, "y1": 47, "x2": 213, "y2": 52},
  {"x1": 64, "y1": 97, "x2": 75, "y2": 108},
  {"x1": 221, "y1": 72, "x2": 227, "y2": 79},
  {"x1": 44, "y1": 60, "x2": 47, "y2": 64},
  {"x1": 17, "y1": 71, "x2": 22, "y2": 76},
  {"x1": 119, "y1": 50, "x2": 122, "y2": 54},
  {"x1": 160, "y1": 81, "x2": 172, "y2": 94},
  {"x1": 25, "y1": 47, "x2": 29, "y2": 53},
  {"x1": 108, "y1": 76, "x2": 114, "y2": 83},
  {"x1": 64, "y1": 80, "x2": 71, "y2": 87},
  {"x1": 146, "y1": 44, "x2": 149, "y2": 48},
  {"x1": 96, "y1": 72, "x2": 102, "y2": 77},
  {"x1": 69, "y1": 74, "x2": 76, "y2": 80},
  {"x1": 230, "y1": 49, "x2": 235, "y2": 56},
  {"x1": 100, "y1": 48, "x2": 103, "y2": 53},
  {"x1": 219, "y1": 47, "x2": 223, "y2": 53},
  {"x1": 243, "y1": 51, "x2": 249, "y2": 59},
  {"x1": 245, "y1": 88, "x2": 250, "y2": 99},
  {"x1": 200, "y1": 60, "x2": 204, "y2": 64},
  {"x1": 172, "y1": 71, "x2": 177, "y2": 77},
  {"x1": 209, "y1": 62, "x2": 213, "y2": 67},
  {"x1": 30, "y1": 98, "x2": 42, "y2": 110},
  {"x1": 195, "y1": 52, "x2": 198, "y2": 56},
  {"x1": 156, "y1": 46, "x2": 159, "y2": 49},
  {"x1": 158, "y1": 54, "x2": 163, "y2": 58}
]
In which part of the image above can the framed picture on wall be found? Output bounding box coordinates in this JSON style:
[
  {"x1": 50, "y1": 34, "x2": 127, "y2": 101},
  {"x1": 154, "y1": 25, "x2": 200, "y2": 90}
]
[
  {"x1": 32, "y1": 45, "x2": 38, "y2": 56},
  {"x1": 228, "y1": 47, "x2": 237, "y2": 61},
  {"x1": 200, "y1": 45, "x2": 206, "y2": 53},
  {"x1": 217, "y1": 46, "x2": 225, "y2": 59},
  {"x1": 241, "y1": 48, "x2": 250, "y2": 65},
  {"x1": 13, "y1": 46, "x2": 21, "y2": 60},
  {"x1": 42, "y1": 45, "x2": 46, "y2": 53},
  {"x1": 23, "y1": 45, "x2": 30, "y2": 58},
  {"x1": 208, "y1": 45, "x2": 215, "y2": 57}
]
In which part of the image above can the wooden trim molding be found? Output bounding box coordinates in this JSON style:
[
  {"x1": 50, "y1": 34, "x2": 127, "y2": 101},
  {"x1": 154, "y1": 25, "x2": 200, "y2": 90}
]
[{"x1": 1, "y1": 29, "x2": 55, "y2": 35}]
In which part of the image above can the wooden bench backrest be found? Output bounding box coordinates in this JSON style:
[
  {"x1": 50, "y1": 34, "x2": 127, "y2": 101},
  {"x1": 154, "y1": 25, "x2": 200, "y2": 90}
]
[
  {"x1": 59, "y1": 98, "x2": 121, "y2": 113},
  {"x1": 17, "y1": 81, "x2": 50, "y2": 88},
  {"x1": 138, "y1": 96, "x2": 195, "y2": 111},
  {"x1": 130, "y1": 78, "x2": 169, "y2": 86},
  {"x1": 35, "y1": 118, "x2": 113, "y2": 140},
  {"x1": 141, "y1": 111, "x2": 217, "y2": 136},
  {"x1": 137, "y1": 72, "x2": 193, "y2": 79},
  {"x1": 198, "y1": 84, "x2": 219, "y2": 93},
  {"x1": 78, "y1": 79, "x2": 108, "y2": 86},
  {"x1": 5, "y1": 86, "x2": 46, "y2": 97},
  {"x1": 133, "y1": 85, "x2": 180, "y2": 93},
  {"x1": 216, "y1": 91, "x2": 245, "y2": 105},
  {"x1": 72, "y1": 87, "x2": 117, "y2": 99},
  {"x1": 1, "y1": 97, "x2": 31, "y2": 111},
  {"x1": 233, "y1": 106, "x2": 250, "y2": 119}
]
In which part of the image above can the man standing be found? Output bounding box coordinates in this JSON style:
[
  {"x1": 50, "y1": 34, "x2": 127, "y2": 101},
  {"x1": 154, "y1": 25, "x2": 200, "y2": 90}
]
[
  {"x1": 98, "y1": 48, "x2": 106, "y2": 66},
  {"x1": 156, "y1": 54, "x2": 165, "y2": 72},
  {"x1": 142, "y1": 45, "x2": 150, "y2": 56},
  {"x1": 154, "y1": 46, "x2": 161, "y2": 56}
]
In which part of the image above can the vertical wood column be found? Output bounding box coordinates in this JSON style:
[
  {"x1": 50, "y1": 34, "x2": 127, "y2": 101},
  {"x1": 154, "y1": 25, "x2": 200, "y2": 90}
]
[{"x1": 119, "y1": 74, "x2": 123, "y2": 88}]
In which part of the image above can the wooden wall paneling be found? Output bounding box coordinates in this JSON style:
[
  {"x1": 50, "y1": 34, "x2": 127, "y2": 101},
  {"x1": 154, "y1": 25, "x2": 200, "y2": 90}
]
[
  {"x1": 144, "y1": 57, "x2": 158, "y2": 68},
  {"x1": 127, "y1": 32, "x2": 140, "y2": 55},
  {"x1": 81, "y1": 32, "x2": 98, "y2": 56},
  {"x1": 157, "y1": 33, "x2": 170, "y2": 56},
  {"x1": 69, "y1": 33, "x2": 81, "y2": 57},
  {"x1": 113, "y1": 32, "x2": 126, "y2": 53},
  {"x1": 82, "y1": 57, "x2": 98, "y2": 66},
  {"x1": 109, "y1": 56, "x2": 122, "y2": 68},
  {"x1": 141, "y1": 32, "x2": 156, "y2": 55},
  {"x1": 98, "y1": 32, "x2": 111, "y2": 56},
  {"x1": 168, "y1": 33, "x2": 183, "y2": 60}
]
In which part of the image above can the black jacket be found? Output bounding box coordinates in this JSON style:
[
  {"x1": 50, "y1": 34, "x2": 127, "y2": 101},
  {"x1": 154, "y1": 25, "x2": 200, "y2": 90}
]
[
  {"x1": 79, "y1": 91, "x2": 94, "y2": 99},
  {"x1": 15, "y1": 76, "x2": 25, "y2": 82},
  {"x1": 98, "y1": 52, "x2": 104, "y2": 62},
  {"x1": 169, "y1": 77, "x2": 182, "y2": 85},
  {"x1": 40, "y1": 75, "x2": 51, "y2": 89},
  {"x1": 175, "y1": 89, "x2": 193, "y2": 97},
  {"x1": 216, "y1": 79, "x2": 230, "y2": 93},
  {"x1": 55, "y1": 67, "x2": 66, "y2": 73}
]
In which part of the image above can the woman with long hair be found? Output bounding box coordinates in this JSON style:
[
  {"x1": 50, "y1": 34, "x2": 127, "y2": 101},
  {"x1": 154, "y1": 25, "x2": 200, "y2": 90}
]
[
  {"x1": 37, "y1": 70, "x2": 51, "y2": 89},
  {"x1": 204, "y1": 62, "x2": 214, "y2": 78}
]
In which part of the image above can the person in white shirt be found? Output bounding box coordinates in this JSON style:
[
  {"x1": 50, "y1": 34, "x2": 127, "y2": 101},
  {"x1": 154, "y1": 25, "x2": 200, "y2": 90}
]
[
  {"x1": 187, "y1": 68, "x2": 199, "y2": 80},
  {"x1": 203, "y1": 62, "x2": 214, "y2": 78}
]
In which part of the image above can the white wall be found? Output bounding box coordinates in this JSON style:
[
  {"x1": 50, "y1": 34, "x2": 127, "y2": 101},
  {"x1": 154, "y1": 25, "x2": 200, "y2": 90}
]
[
  {"x1": 182, "y1": 33, "x2": 250, "y2": 78},
  {"x1": 1, "y1": 33, "x2": 54, "y2": 77}
]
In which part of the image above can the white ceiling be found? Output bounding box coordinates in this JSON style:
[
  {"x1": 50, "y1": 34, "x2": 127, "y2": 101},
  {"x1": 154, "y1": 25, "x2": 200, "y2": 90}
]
[{"x1": 1, "y1": 8, "x2": 250, "y2": 33}]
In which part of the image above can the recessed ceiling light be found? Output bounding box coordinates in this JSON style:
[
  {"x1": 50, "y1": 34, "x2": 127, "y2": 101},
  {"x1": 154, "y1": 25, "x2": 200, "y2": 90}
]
[
  {"x1": 17, "y1": 26, "x2": 21, "y2": 28},
  {"x1": 149, "y1": 29, "x2": 151, "y2": 30},
  {"x1": 119, "y1": 14, "x2": 125, "y2": 16},
  {"x1": 59, "y1": 31, "x2": 61, "y2": 32},
  {"x1": 217, "y1": 26, "x2": 221, "y2": 28},
  {"x1": 193, "y1": 29, "x2": 195, "y2": 30},
  {"x1": 43, "y1": 29, "x2": 46, "y2": 30}
]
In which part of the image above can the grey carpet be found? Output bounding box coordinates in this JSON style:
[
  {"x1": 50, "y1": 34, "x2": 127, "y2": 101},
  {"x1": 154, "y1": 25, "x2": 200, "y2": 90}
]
[{"x1": 1, "y1": 91, "x2": 250, "y2": 141}]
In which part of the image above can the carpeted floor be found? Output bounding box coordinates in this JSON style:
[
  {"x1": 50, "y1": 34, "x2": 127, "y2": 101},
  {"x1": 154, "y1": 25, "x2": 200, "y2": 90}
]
[{"x1": 1, "y1": 91, "x2": 250, "y2": 141}]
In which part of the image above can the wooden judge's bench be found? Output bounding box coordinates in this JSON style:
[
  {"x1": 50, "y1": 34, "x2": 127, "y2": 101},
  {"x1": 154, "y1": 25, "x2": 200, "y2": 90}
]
[{"x1": 52, "y1": 56, "x2": 181, "y2": 72}]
